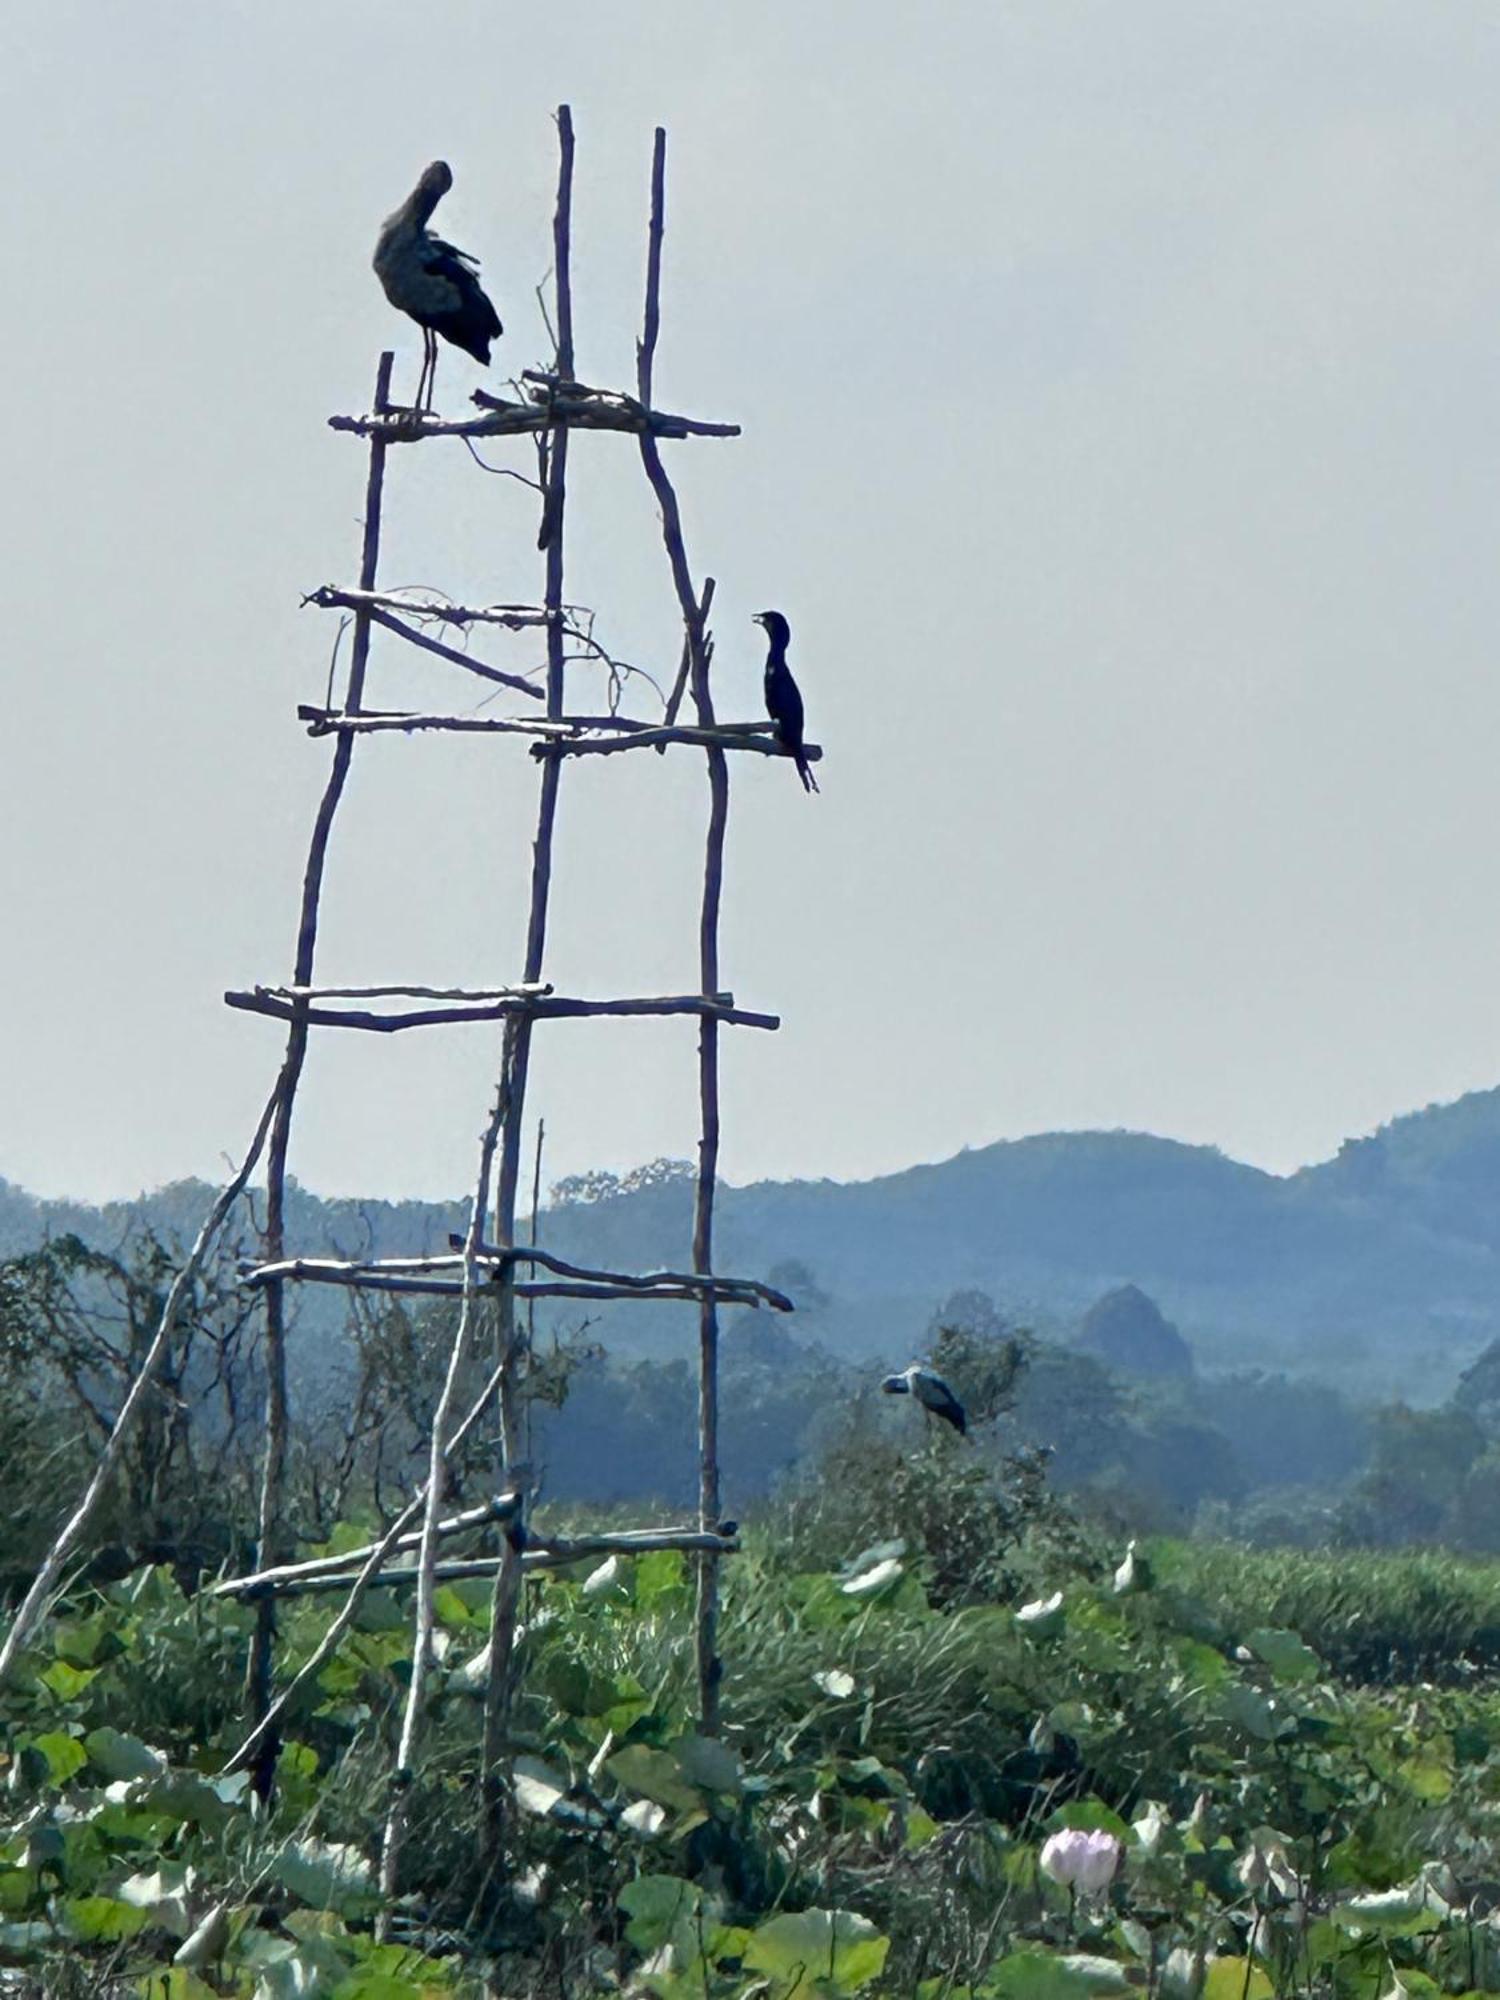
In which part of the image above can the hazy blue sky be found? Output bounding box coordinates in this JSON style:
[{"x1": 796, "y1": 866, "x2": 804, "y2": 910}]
[{"x1": 3, "y1": 1, "x2": 1499, "y2": 1203}]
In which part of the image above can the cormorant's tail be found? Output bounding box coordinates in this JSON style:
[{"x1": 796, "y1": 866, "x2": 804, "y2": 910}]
[{"x1": 795, "y1": 752, "x2": 819, "y2": 794}]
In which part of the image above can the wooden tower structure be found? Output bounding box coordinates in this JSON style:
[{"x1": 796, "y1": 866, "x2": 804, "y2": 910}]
[{"x1": 204, "y1": 106, "x2": 820, "y2": 1896}]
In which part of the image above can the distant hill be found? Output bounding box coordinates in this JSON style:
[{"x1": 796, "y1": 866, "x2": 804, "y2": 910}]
[{"x1": 10, "y1": 1086, "x2": 1500, "y2": 1399}]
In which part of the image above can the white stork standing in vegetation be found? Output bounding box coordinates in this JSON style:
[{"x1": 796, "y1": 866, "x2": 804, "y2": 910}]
[
  {"x1": 373, "y1": 161, "x2": 502, "y2": 413},
  {"x1": 881, "y1": 1364, "x2": 967, "y2": 1435}
]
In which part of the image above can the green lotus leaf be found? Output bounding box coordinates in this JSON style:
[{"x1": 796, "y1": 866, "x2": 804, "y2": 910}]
[
  {"x1": 985, "y1": 1951, "x2": 1135, "y2": 1998},
  {"x1": 84, "y1": 1726, "x2": 167, "y2": 1782},
  {"x1": 743, "y1": 1907, "x2": 890, "y2": 1995}
]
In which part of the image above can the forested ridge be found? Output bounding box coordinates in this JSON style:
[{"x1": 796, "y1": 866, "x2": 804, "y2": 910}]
[{"x1": 10, "y1": 1083, "x2": 1500, "y2": 1396}]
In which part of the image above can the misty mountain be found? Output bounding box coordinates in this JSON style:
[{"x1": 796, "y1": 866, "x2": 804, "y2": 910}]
[{"x1": 9, "y1": 1085, "x2": 1500, "y2": 1399}]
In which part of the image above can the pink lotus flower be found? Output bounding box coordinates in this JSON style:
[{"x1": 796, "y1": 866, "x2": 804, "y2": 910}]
[{"x1": 1040, "y1": 1828, "x2": 1122, "y2": 1899}]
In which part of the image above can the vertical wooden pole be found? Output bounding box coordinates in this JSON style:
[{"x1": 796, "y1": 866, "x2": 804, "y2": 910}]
[
  {"x1": 378, "y1": 1074, "x2": 509, "y2": 1920},
  {"x1": 526, "y1": 1117, "x2": 545, "y2": 1403},
  {"x1": 635, "y1": 126, "x2": 727, "y2": 1733},
  {"x1": 692, "y1": 664, "x2": 727, "y2": 1736},
  {"x1": 246, "y1": 351, "x2": 394, "y2": 1795},
  {"x1": 479, "y1": 101, "x2": 577, "y2": 1870}
]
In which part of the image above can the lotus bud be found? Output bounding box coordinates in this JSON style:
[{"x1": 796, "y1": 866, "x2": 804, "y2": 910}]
[
  {"x1": 1040, "y1": 1827, "x2": 1123, "y2": 1899},
  {"x1": 1132, "y1": 1800, "x2": 1169, "y2": 1856},
  {"x1": 1237, "y1": 1836, "x2": 1298, "y2": 1900},
  {"x1": 174, "y1": 1902, "x2": 230, "y2": 1970},
  {"x1": 1236, "y1": 1844, "x2": 1270, "y2": 1891},
  {"x1": 1113, "y1": 1538, "x2": 1154, "y2": 1594},
  {"x1": 1160, "y1": 1945, "x2": 1206, "y2": 1999},
  {"x1": 1029, "y1": 1714, "x2": 1057, "y2": 1754},
  {"x1": 1016, "y1": 1590, "x2": 1065, "y2": 1637},
  {"x1": 1265, "y1": 1841, "x2": 1301, "y2": 1900}
]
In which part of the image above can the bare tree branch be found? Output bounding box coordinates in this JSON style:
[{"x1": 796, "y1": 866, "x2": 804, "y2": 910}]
[{"x1": 0, "y1": 1087, "x2": 280, "y2": 1689}]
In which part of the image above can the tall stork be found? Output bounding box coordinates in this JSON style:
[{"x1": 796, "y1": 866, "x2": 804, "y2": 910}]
[
  {"x1": 881, "y1": 1364, "x2": 967, "y2": 1435},
  {"x1": 373, "y1": 161, "x2": 503, "y2": 413},
  {"x1": 753, "y1": 611, "x2": 819, "y2": 793}
]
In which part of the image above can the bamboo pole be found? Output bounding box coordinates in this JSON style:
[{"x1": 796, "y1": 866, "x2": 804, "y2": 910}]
[
  {"x1": 298, "y1": 710, "x2": 589, "y2": 739},
  {"x1": 292, "y1": 706, "x2": 819, "y2": 762},
  {"x1": 328, "y1": 392, "x2": 738, "y2": 443},
  {"x1": 692, "y1": 624, "x2": 729, "y2": 1739},
  {"x1": 477, "y1": 101, "x2": 577, "y2": 1880},
  {"x1": 245, "y1": 349, "x2": 395, "y2": 1798},
  {"x1": 537, "y1": 724, "x2": 818, "y2": 762},
  {"x1": 250, "y1": 982, "x2": 552, "y2": 1003},
  {"x1": 377, "y1": 1072, "x2": 510, "y2": 1913},
  {"x1": 237, "y1": 1531, "x2": 740, "y2": 1600},
  {"x1": 210, "y1": 1491, "x2": 524, "y2": 1599},
  {"x1": 242, "y1": 1246, "x2": 793, "y2": 1309},
  {"x1": 635, "y1": 125, "x2": 730, "y2": 1736},
  {"x1": 305, "y1": 586, "x2": 558, "y2": 630},
  {"x1": 234, "y1": 1270, "x2": 754, "y2": 1304},
  {"x1": 224, "y1": 988, "x2": 778, "y2": 1033}
]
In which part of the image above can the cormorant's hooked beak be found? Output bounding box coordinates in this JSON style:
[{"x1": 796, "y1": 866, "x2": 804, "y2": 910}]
[{"x1": 752, "y1": 612, "x2": 769, "y2": 628}]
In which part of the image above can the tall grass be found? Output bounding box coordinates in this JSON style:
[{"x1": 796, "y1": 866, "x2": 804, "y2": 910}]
[{"x1": 1159, "y1": 1539, "x2": 1500, "y2": 1680}]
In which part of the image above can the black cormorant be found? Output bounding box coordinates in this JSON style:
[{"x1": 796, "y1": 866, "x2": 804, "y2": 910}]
[
  {"x1": 373, "y1": 161, "x2": 503, "y2": 412},
  {"x1": 753, "y1": 610, "x2": 819, "y2": 793},
  {"x1": 881, "y1": 1364, "x2": 967, "y2": 1434}
]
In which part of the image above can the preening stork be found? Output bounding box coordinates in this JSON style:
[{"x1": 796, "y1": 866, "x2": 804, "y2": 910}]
[
  {"x1": 373, "y1": 161, "x2": 503, "y2": 413},
  {"x1": 881, "y1": 1364, "x2": 967, "y2": 1435},
  {"x1": 753, "y1": 611, "x2": 819, "y2": 793}
]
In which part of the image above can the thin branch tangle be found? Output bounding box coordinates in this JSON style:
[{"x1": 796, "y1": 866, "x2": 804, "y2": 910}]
[{"x1": 328, "y1": 371, "x2": 738, "y2": 443}]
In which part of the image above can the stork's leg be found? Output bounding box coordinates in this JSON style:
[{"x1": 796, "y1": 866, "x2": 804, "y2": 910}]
[
  {"x1": 410, "y1": 332, "x2": 429, "y2": 417},
  {"x1": 425, "y1": 329, "x2": 439, "y2": 413}
]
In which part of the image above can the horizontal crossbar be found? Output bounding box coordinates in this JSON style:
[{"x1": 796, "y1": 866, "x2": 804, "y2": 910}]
[
  {"x1": 293, "y1": 705, "x2": 819, "y2": 764},
  {"x1": 241, "y1": 1254, "x2": 788, "y2": 1311},
  {"x1": 236, "y1": 1530, "x2": 740, "y2": 1598},
  {"x1": 224, "y1": 988, "x2": 779, "y2": 1033},
  {"x1": 328, "y1": 371, "x2": 739, "y2": 444}
]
